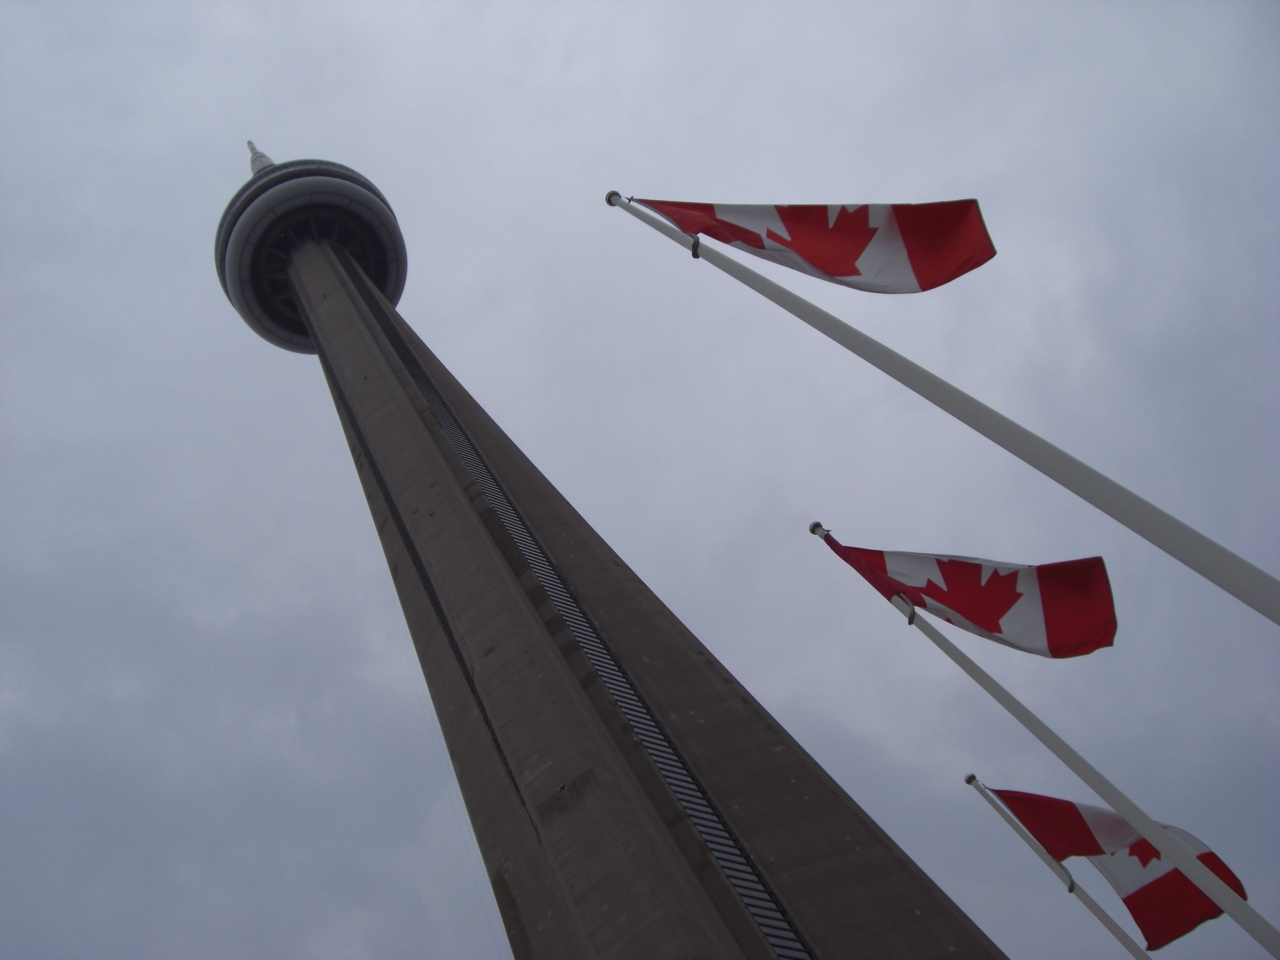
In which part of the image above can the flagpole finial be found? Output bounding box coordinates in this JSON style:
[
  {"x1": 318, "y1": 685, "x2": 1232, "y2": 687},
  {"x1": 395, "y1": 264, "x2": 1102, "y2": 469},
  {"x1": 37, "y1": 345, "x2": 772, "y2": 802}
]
[
  {"x1": 964, "y1": 773, "x2": 978, "y2": 785},
  {"x1": 247, "y1": 140, "x2": 274, "y2": 174},
  {"x1": 605, "y1": 190, "x2": 621, "y2": 206},
  {"x1": 809, "y1": 521, "x2": 830, "y2": 537}
]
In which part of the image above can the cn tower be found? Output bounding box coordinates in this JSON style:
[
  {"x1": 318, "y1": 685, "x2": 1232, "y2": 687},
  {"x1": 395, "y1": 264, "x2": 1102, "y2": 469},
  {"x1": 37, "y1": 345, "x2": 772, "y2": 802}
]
[{"x1": 215, "y1": 144, "x2": 1008, "y2": 960}]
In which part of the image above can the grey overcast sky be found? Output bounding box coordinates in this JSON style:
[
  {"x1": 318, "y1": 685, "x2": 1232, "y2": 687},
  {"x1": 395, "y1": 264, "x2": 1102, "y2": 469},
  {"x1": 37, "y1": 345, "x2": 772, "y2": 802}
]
[{"x1": 2, "y1": 3, "x2": 1278, "y2": 959}]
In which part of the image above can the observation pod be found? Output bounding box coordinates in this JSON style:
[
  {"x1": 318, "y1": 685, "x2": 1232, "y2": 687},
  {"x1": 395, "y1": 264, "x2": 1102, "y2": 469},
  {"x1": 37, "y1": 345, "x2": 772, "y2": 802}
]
[{"x1": 215, "y1": 142, "x2": 407, "y2": 352}]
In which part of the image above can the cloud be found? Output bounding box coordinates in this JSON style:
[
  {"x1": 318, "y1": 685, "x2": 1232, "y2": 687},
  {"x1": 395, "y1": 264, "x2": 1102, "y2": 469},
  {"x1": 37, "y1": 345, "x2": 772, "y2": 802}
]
[{"x1": 2, "y1": 3, "x2": 1277, "y2": 958}]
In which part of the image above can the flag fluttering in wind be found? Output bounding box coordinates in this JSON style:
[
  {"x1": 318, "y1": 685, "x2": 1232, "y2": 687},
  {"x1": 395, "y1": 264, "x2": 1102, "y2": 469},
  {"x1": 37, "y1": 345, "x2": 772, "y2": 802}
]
[
  {"x1": 814, "y1": 528, "x2": 1116, "y2": 658},
  {"x1": 993, "y1": 790, "x2": 1246, "y2": 950},
  {"x1": 636, "y1": 199, "x2": 995, "y2": 293}
]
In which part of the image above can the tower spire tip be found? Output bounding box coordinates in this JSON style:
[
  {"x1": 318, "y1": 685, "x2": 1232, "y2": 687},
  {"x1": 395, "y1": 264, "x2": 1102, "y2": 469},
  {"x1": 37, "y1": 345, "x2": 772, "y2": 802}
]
[{"x1": 247, "y1": 140, "x2": 274, "y2": 174}]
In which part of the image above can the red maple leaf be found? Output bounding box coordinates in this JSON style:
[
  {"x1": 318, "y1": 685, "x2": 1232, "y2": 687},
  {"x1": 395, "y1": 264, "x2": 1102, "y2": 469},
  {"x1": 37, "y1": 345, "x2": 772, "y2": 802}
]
[
  {"x1": 919, "y1": 559, "x2": 1022, "y2": 634},
  {"x1": 1127, "y1": 839, "x2": 1162, "y2": 868},
  {"x1": 766, "y1": 205, "x2": 878, "y2": 277}
]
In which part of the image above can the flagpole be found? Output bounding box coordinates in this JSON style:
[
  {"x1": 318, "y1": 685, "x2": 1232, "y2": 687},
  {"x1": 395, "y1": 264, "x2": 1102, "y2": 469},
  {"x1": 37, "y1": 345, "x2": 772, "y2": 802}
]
[
  {"x1": 605, "y1": 192, "x2": 1280, "y2": 630},
  {"x1": 878, "y1": 592, "x2": 1280, "y2": 956},
  {"x1": 965, "y1": 774, "x2": 1151, "y2": 959}
]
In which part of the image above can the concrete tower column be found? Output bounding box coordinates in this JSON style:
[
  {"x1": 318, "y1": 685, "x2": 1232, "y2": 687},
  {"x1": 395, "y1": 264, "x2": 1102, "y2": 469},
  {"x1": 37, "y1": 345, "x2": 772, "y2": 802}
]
[{"x1": 216, "y1": 145, "x2": 1009, "y2": 960}]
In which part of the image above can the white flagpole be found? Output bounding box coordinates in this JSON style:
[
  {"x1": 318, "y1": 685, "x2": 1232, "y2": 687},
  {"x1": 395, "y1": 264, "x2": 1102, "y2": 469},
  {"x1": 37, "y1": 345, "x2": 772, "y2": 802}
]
[
  {"x1": 606, "y1": 192, "x2": 1280, "y2": 630},
  {"x1": 965, "y1": 774, "x2": 1150, "y2": 959},
  {"x1": 851, "y1": 578, "x2": 1280, "y2": 956}
]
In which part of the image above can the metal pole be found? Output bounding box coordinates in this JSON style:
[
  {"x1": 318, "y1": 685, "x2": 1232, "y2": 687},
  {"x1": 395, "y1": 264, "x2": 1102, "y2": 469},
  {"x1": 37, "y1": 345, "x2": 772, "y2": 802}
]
[
  {"x1": 884, "y1": 594, "x2": 1280, "y2": 956},
  {"x1": 606, "y1": 192, "x2": 1280, "y2": 630},
  {"x1": 965, "y1": 774, "x2": 1150, "y2": 959}
]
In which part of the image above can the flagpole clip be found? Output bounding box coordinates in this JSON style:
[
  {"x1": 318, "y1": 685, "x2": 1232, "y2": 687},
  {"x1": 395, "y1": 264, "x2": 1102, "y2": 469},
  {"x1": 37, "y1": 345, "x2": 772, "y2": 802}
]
[
  {"x1": 891, "y1": 593, "x2": 917, "y2": 625},
  {"x1": 690, "y1": 235, "x2": 701, "y2": 259}
]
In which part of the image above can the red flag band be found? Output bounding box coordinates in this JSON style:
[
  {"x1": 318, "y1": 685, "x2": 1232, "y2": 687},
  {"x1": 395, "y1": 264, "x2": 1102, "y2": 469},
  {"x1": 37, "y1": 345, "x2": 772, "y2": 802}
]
[
  {"x1": 821, "y1": 533, "x2": 1116, "y2": 658},
  {"x1": 637, "y1": 199, "x2": 996, "y2": 293},
  {"x1": 993, "y1": 790, "x2": 1246, "y2": 950}
]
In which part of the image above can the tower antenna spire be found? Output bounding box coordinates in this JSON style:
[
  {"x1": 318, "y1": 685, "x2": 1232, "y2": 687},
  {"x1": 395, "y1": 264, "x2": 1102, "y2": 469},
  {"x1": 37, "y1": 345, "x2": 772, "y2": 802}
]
[{"x1": 246, "y1": 140, "x2": 274, "y2": 174}]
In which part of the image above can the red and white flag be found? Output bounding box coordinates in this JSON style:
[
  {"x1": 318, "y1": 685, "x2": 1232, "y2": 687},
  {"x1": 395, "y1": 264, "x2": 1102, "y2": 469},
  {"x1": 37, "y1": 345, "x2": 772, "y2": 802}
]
[
  {"x1": 993, "y1": 789, "x2": 1247, "y2": 950},
  {"x1": 819, "y1": 532, "x2": 1116, "y2": 658},
  {"x1": 637, "y1": 199, "x2": 996, "y2": 293}
]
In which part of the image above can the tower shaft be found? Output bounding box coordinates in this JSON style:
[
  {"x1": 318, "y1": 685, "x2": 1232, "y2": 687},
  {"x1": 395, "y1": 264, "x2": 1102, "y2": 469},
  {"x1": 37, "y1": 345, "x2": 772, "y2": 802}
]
[
  {"x1": 291, "y1": 240, "x2": 750, "y2": 958},
  {"x1": 285, "y1": 238, "x2": 1007, "y2": 960}
]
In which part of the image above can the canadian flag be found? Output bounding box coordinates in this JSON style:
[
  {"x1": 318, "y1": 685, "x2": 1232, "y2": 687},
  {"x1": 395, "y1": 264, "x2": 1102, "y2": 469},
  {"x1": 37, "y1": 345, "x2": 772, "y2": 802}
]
[
  {"x1": 993, "y1": 790, "x2": 1247, "y2": 950},
  {"x1": 820, "y1": 532, "x2": 1115, "y2": 658},
  {"x1": 636, "y1": 199, "x2": 996, "y2": 293}
]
